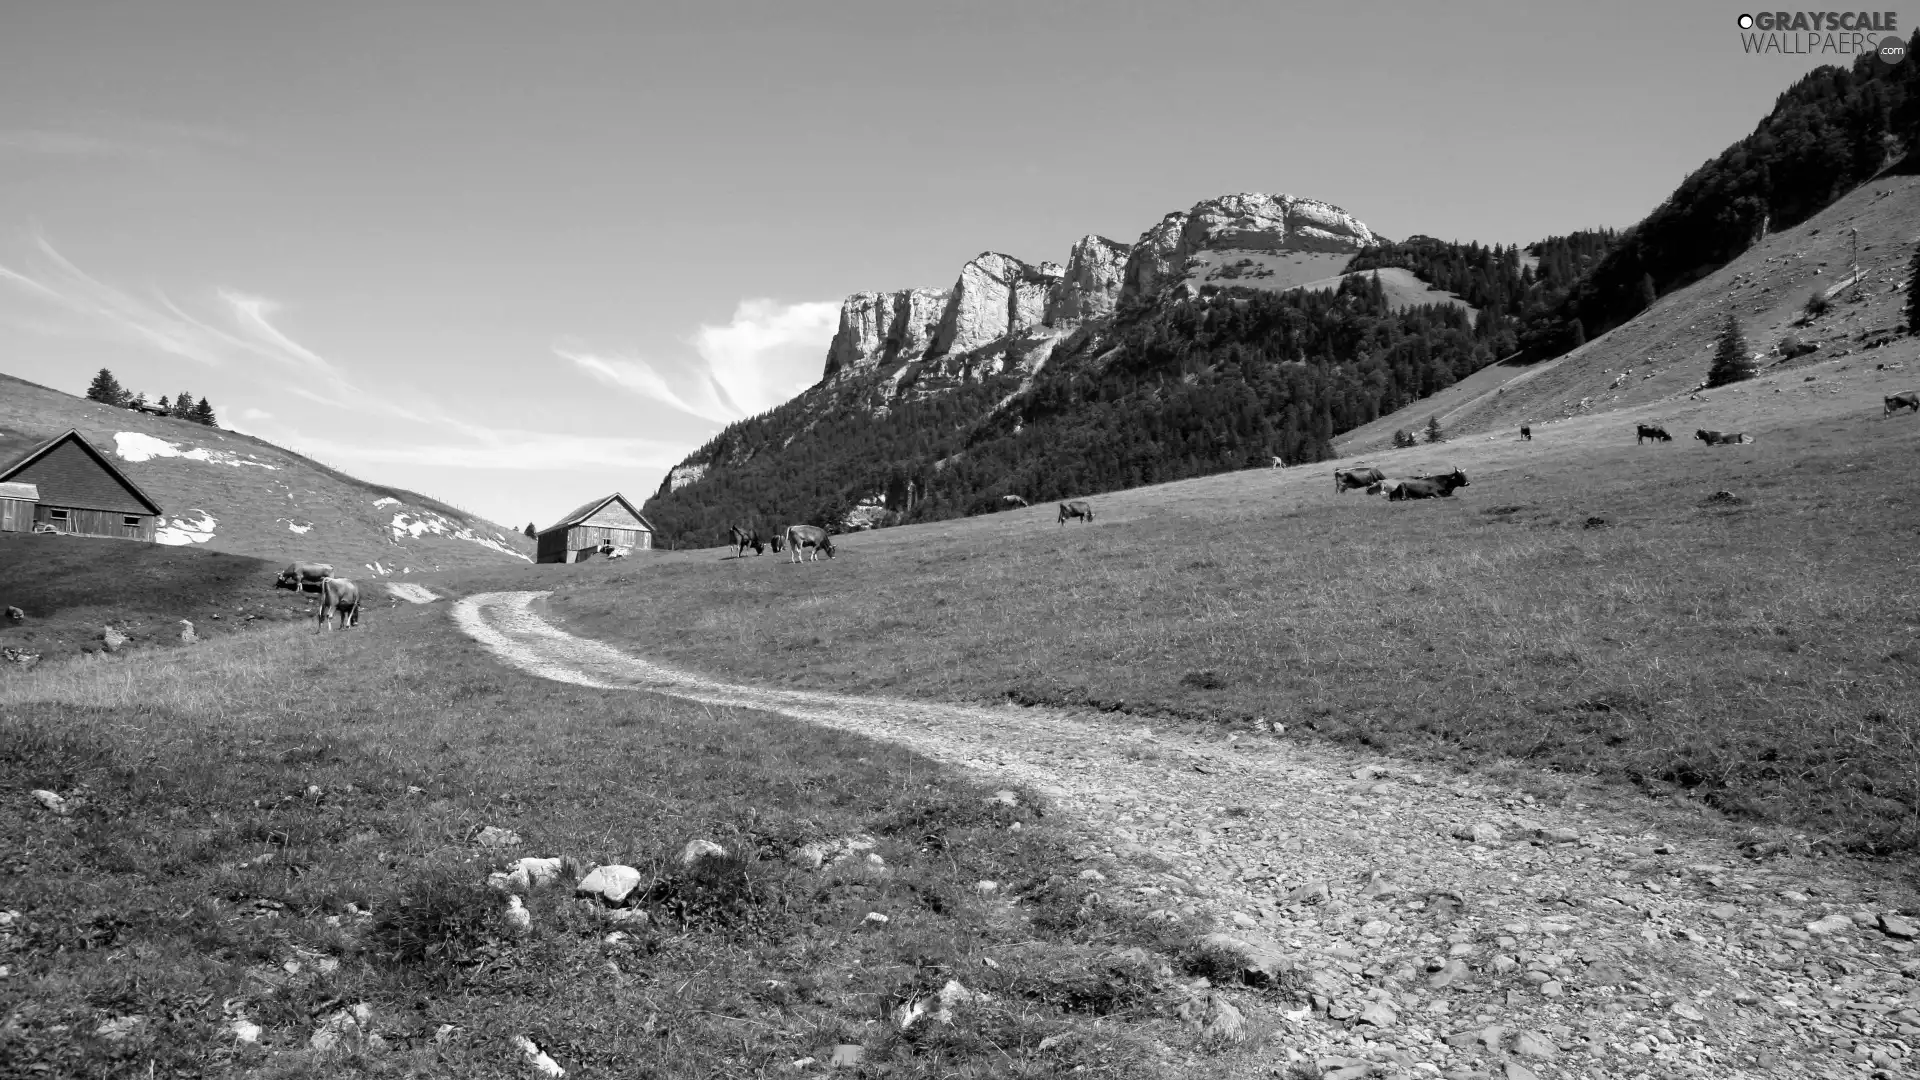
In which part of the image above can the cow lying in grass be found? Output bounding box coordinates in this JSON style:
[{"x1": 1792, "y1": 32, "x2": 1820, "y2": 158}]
[
  {"x1": 786, "y1": 525, "x2": 834, "y2": 562},
  {"x1": 1886, "y1": 391, "x2": 1919, "y2": 416},
  {"x1": 316, "y1": 577, "x2": 361, "y2": 632},
  {"x1": 1637, "y1": 424, "x2": 1672, "y2": 443},
  {"x1": 1058, "y1": 500, "x2": 1094, "y2": 525},
  {"x1": 1386, "y1": 469, "x2": 1470, "y2": 501},
  {"x1": 1333, "y1": 467, "x2": 1385, "y2": 494},
  {"x1": 1695, "y1": 429, "x2": 1755, "y2": 446},
  {"x1": 275, "y1": 562, "x2": 333, "y2": 595}
]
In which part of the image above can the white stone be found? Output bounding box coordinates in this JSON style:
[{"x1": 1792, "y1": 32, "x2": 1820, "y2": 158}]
[
  {"x1": 514, "y1": 1034, "x2": 566, "y2": 1077},
  {"x1": 475, "y1": 825, "x2": 521, "y2": 848},
  {"x1": 503, "y1": 895, "x2": 531, "y2": 935},
  {"x1": 680, "y1": 839, "x2": 726, "y2": 866},
  {"x1": 575, "y1": 864, "x2": 643, "y2": 904},
  {"x1": 31, "y1": 789, "x2": 68, "y2": 815}
]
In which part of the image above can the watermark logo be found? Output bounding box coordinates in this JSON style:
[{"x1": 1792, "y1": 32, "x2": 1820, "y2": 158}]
[{"x1": 1737, "y1": 10, "x2": 1905, "y2": 60}]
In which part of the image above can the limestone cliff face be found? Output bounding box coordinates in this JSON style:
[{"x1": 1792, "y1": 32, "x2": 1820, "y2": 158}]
[
  {"x1": 1118, "y1": 193, "x2": 1378, "y2": 304},
  {"x1": 823, "y1": 287, "x2": 949, "y2": 380},
  {"x1": 928, "y1": 253, "x2": 1063, "y2": 359},
  {"x1": 1045, "y1": 234, "x2": 1132, "y2": 326}
]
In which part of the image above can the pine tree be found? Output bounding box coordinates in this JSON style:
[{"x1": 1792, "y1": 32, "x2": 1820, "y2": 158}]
[
  {"x1": 155, "y1": 395, "x2": 170, "y2": 413},
  {"x1": 1637, "y1": 274, "x2": 1657, "y2": 310},
  {"x1": 1707, "y1": 312, "x2": 1757, "y2": 387},
  {"x1": 130, "y1": 391, "x2": 148, "y2": 409},
  {"x1": 1425, "y1": 415, "x2": 1444, "y2": 444},
  {"x1": 523, "y1": 522, "x2": 537, "y2": 538},
  {"x1": 171, "y1": 392, "x2": 195, "y2": 419},
  {"x1": 85, "y1": 368, "x2": 126, "y2": 406},
  {"x1": 1906, "y1": 242, "x2": 1920, "y2": 335},
  {"x1": 190, "y1": 396, "x2": 217, "y2": 427}
]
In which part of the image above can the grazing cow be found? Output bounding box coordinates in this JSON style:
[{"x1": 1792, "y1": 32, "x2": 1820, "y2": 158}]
[
  {"x1": 1519, "y1": 425, "x2": 1531, "y2": 441},
  {"x1": 599, "y1": 543, "x2": 629, "y2": 560},
  {"x1": 1058, "y1": 500, "x2": 1094, "y2": 525},
  {"x1": 1695, "y1": 429, "x2": 1755, "y2": 446},
  {"x1": 1387, "y1": 469, "x2": 1470, "y2": 501},
  {"x1": 1636, "y1": 424, "x2": 1673, "y2": 444},
  {"x1": 275, "y1": 562, "x2": 333, "y2": 595},
  {"x1": 1885, "y1": 391, "x2": 1919, "y2": 416},
  {"x1": 769, "y1": 532, "x2": 784, "y2": 554},
  {"x1": 1002, "y1": 495, "x2": 1029, "y2": 508},
  {"x1": 786, "y1": 525, "x2": 834, "y2": 562},
  {"x1": 1333, "y1": 467, "x2": 1385, "y2": 494},
  {"x1": 316, "y1": 577, "x2": 361, "y2": 632},
  {"x1": 728, "y1": 524, "x2": 764, "y2": 557},
  {"x1": 1270, "y1": 455, "x2": 1287, "y2": 468}
]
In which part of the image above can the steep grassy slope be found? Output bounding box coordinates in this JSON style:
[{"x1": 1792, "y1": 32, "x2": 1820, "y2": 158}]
[
  {"x1": 0, "y1": 371, "x2": 532, "y2": 573},
  {"x1": 1436, "y1": 172, "x2": 1920, "y2": 439},
  {"x1": 487, "y1": 349, "x2": 1920, "y2": 855}
]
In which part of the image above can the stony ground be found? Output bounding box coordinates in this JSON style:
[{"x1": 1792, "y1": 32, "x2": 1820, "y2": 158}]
[{"x1": 457, "y1": 591, "x2": 1920, "y2": 1080}]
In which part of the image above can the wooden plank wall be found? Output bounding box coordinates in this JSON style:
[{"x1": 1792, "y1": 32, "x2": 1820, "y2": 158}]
[{"x1": 33, "y1": 506, "x2": 156, "y2": 541}]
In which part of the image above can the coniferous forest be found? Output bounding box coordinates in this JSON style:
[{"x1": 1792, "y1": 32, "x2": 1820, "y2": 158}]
[{"x1": 642, "y1": 42, "x2": 1920, "y2": 549}]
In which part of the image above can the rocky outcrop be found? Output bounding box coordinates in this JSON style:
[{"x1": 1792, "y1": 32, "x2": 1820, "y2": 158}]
[
  {"x1": 823, "y1": 288, "x2": 949, "y2": 380},
  {"x1": 660, "y1": 462, "x2": 707, "y2": 494},
  {"x1": 1119, "y1": 193, "x2": 1378, "y2": 304},
  {"x1": 928, "y1": 253, "x2": 1062, "y2": 359},
  {"x1": 1045, "y1": 235, "x2": 1132, "y2": 326}
]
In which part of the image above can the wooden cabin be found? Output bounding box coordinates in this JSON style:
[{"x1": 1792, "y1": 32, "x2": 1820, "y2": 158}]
[
  {"x1": 536, "y1": 492, "x2": 654, "y2": 563},
  {"x1": 0, "y1": 429, "x2": 164, "y2": 541}
]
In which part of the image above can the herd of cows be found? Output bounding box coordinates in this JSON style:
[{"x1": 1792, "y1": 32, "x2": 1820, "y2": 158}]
[
  {"x1": 273, "y1": 562, "x2": 361, "y2": 630},
  {"x1": 727, "y1": 523, "x2": 836, "y2": 561}
]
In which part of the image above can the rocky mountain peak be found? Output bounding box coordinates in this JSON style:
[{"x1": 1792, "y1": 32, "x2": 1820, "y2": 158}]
[{"x1": 1120, "y1": 193, "x2": 1378, "y2": 303}]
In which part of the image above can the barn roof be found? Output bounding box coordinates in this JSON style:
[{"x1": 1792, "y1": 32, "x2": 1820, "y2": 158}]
[
  {"x1": 0, "y1": 481, "x2": 39, "y2": 501},
  {"x1": 0, "y1": 429, "x2": 163, "y2": 516},
  {"x1": 539, "y1": 492, "x2": 654, "y2": 536}
]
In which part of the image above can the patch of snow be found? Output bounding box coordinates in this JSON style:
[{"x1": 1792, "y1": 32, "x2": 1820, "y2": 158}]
[
  {"x1": 155, "y1": 509, "x2": 217, "y2": 546},
  {"x1": 284, "y1": 520, "x2": 312, "y2": 535},
  {"x1": 364, "y1": 561, "x2": 393, "y2": 577},
  {"x1": 373, "y1": 497, "x2": 400, "y2": 508},
  {"x1": 387, "y1": 583, "x2": 439, "y2": 603},
  {"x1": 389, "y1": 511, "x2": 532, "y2": 562},
  {"x1": 114, "y1": 432, "x2": 276, "y2": 469}
]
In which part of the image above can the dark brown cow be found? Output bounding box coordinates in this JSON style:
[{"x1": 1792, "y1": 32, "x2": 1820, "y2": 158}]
[
  {"x1": 786, "y1": 525, "x2": 834, "y2": 562},
  {"x1": 275, "y1": 562, "x2": 333, "y2": 595},
  {"x1": 728, "y1": 524, "x2": 764, "y2": 557},
  {"x1": 769, "y1": 532, "x2": 785, "y2": 553},
  {"x1": 1695, "y1": 429, "x2": 1754, "y2": 446},
  {"x1": 316, "y1": 577, "x2": 361, "y2": 632},
  {"x1": 1885, "y1": 391, "x2": 1919, "y2": 416},
  {"x1": 1387, "y1": 469, "x2": 1470, "y2": 501},
  {"x1": 1057, "y1": 500, "x2": 1094, "y2": 525},
  {"x1": 1333, "y1": 467, "x2": 1385, "y2": 494},
  {"x1": 1637, "y1": 425, "x2": 1672, "y2": 443},
  {"x1": 1519, "y1": 425, "x2": 1532, "y2": 441}
]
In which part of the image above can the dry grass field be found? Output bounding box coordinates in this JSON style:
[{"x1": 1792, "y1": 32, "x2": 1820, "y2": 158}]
[
  {"x1": 0, "y1": 605, "x2": 1265, "y2": 1078},
  {"x1": 523, "y1": 348, "x2": 1920, "y2": 861}
]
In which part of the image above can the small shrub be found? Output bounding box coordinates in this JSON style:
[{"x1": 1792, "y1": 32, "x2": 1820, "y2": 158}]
[
  {"x1": 1392, "y1": 429, "x2": 1417, "y2": 448},
  {"x1": 1803, "y1": 289, "x2": 1832, "y2": 319},
  {"x1": 370, "y1": 864, "x2": 499, "y2": 971},
  {"x1": 1181, "y1": 670, "x2": 1227, "y2": 690},
  {"x1": 1424, "y1": 416, "x2": 1445, "y2": 444}
]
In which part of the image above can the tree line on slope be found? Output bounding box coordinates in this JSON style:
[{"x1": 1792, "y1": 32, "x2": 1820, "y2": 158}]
[
  {"x1": 1529, "y1": 41, "x2": 1920, "y2": 356},
  {"x1": 640, "y1": 273, "x2": 1499, "y2": 546},
  {"x1": 1344, "y1": 231, "x2": 1620, "y2": 358},
  {"x1": 84, "y1": 368, "x2": 219, "y2": 428}
]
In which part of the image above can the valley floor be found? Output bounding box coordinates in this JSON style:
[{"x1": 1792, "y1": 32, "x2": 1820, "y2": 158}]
[{"x1": 460, "y1": 590, "x2": 1919, "y2": 1080}]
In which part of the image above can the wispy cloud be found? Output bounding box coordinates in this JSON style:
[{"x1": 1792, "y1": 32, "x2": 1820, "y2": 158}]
[
  {"x1": 267, "y1": 428, "x2": 683, "y2": 472},
  {"x1": 0, "y1": 120, "x2": 242, "y2": 159},
  {"x1": 560, "y1": 298, "x2": 834, "y2": 423}
]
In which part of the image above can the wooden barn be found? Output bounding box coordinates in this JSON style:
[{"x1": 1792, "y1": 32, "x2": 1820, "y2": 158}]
[
  {"x1": 0, "y1": 429, "x2": 164, "y2": 541},
  {"x1": 536, "y1": 492, "x2": 654, "y2": 563}
]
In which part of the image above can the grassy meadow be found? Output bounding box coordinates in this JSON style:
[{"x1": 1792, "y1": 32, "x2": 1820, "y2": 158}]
[
  {"x1": 540, "y1": 383, "x2": 1920, "y2": 859},
  {"x1": 0, "y1": 606, "x2": 1258, "y2": 1079}
]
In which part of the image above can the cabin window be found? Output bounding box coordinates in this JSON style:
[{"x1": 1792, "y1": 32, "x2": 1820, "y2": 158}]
[
  {"x1": 123, "y1": 516, "x2": 142, "y2": 527},
  {"x1": 48, "y1": 509, "x2": 69, "y2": 521}
]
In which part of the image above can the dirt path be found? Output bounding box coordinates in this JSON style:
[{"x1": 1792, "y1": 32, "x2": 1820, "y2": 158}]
[{"x1": 455, "y1": 591, "x2": 1915, "y2": 1080}]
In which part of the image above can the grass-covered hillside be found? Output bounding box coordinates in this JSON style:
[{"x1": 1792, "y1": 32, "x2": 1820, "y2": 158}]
[{"x1": 0, "y1": 370, "x2": 533, "y2": 574}]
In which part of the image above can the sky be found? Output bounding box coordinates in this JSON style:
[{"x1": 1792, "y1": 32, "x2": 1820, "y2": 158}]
[{"x1": 0, "y1": 1, "x2": 1893, "y2": 530}]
